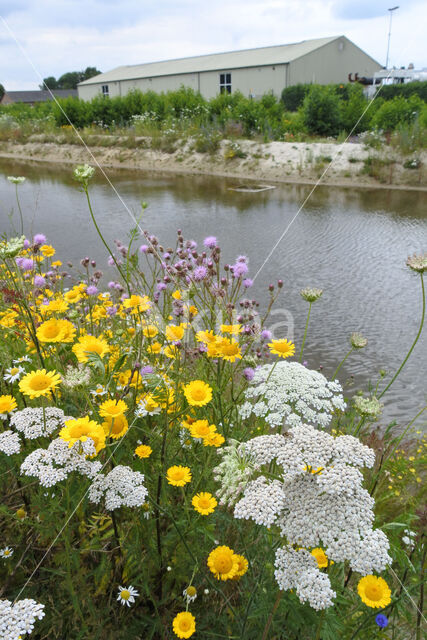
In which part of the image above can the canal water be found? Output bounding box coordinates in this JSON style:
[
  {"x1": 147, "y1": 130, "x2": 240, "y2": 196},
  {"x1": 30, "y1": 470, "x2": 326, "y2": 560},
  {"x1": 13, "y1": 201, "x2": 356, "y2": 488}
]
[{"x1": 0, "y1": 158, "x2": 426, "y2": 429}]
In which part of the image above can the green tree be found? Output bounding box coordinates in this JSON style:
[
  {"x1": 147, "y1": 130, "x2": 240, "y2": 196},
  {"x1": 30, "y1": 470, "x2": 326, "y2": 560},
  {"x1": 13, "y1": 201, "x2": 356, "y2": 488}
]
[
  {"x1": 41, "y1": 76, "x2": 58, "y2": 90},
  {"x1": 0, "y1": 83, "x2": 5, "y2": 101},
  {"x1": 82, "y1": 67, "x2": 101, "y2": 81},
  {"x1": 302, "y1": 85, "x2": 342, "y2": 136}
]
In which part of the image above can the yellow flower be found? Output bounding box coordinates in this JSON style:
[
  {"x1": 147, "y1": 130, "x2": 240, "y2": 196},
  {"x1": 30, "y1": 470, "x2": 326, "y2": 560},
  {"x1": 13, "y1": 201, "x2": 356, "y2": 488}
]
[
  {"x1": 99, "y1": 399, "x2": 127, "y2": 419},
  {"x1": 192, "y1": 492, "x2": 217, "y2": 515},
  {"x1": 234, "y1": 554, "x2": 249, "y2": 578},
  {"x1": 39, "y1": 298, "x2": 69, "y2": 315},
  {"x1": 220, "y1": 324, "x2": 242, "y2": 335},
  {"x1": 40, "y1": 244, "x2": 55, "y2": 257},
  {"x1": 135, "y1": 444, "x2": 152, "y2": 458},
  {"x1": 172, "y1": 611, "x2": 196, "y2": 639},
  {"x1": 183, "y1": 380, "x2": 212, "y2": 407},
  {"x1": 203, "y1": 432, "x2": 225, "y2": 447},
  {"x1": 64, "y1": 288, "x2": 82, "y2": 304},
  {"x1": 73, "y1": 335, "x2": 110, "y2": 363},
  {"x1": 59, "y1": 416, "x2": 106, "y2": 454},
  {"x1": 122, "y1": 295, "x2": 151, "y2": 314},
  {"x1": 19, "y1": 369, "x2": 61, "y2": 399},
  {"x1": 147, "y1": 341, "x2": 162, "y2": 354},
  {"x1": 142, "y1": 324, "x2": 158, "y2": 338},
  {"x1": 165, "y1": 323, "x2": 186, "y2": 341},
  {"x1": 217, "y1": 338, "x2": 242, "y2": 362},
  {"x1": 171, "y1": 290, "x2": 182, "y2": 300},
  {"x1": 51, "y1": 260, "x2": 62, "y2": 267},
  {"x1": 310, "y1": 548, "x2": 332, "y2": 569},
  {"x1": 166, "y1": 465, "x2": 192, "y2": 487},
  {"x1": 36, "y1": 318, "x2": 75, "y2": 343},
  {"x1": 0, "y1": 395, "x2": 17, "y2": 414},
  {"x1": 268, "y1": 339, "x2": 295, "y2": 359},
  {"x1": 195, "y1": 330, "x2": 216, "y2": 344},
  {"x1": 207, "y1": 545, "x2": 239, "y2": 581},
  {"x1": 164, "y1": 345, "x2": 179, "y2": 359},
  {"x1": 357, "y1": 575, "x2": 392, "y2": 608},
  {"x1": 189, "y1": 419, "x2": 216, "y2": 440},
  {"x1": 102, "y1": 414, "x2": 128, "y2": 439}
]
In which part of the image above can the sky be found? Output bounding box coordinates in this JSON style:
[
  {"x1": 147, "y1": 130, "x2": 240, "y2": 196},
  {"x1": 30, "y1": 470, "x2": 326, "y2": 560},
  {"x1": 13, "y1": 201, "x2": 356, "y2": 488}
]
[{"x1": 0, "y1": 0, "x2": 426, "y2": 90}]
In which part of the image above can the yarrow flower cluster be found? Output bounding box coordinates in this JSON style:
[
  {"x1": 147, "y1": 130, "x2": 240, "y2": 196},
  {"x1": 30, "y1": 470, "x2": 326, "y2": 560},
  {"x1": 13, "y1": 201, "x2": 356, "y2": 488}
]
[
  {"x1": 239, "y1": 362, "x2": 345, "y2": 429},
  {"x1": 353, "y1": 395, "x2": 383, "y2": 421},
  {"x1": 0, "y1": 598, "x2": 45, "y2": 639},
  {"x1": 20, "y1": 438, "x2": 101, "y2": 487},
  {"x1": 0, "y1": 430, "x2": 21, "y2": 455},
  {"x1": 10, "y1": 407, "x2": 69, "y2": 439},
  {"x1": 230, "y1": 423, "x2": 391, "y2": 608},
  {"x1": 88, "y1": 465, "x2": 148, "y2": 510}
]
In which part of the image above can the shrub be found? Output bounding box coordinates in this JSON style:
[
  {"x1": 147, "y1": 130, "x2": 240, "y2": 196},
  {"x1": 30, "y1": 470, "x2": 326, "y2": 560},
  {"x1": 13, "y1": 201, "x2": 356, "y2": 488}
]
[
  {"x1": 371, "y1": 94, "x2": 424, "y2": 132},
  {"x1": 302, "y1": 86, "x2": 342, "y2": 136},
  {"x1": 281, "y1": 84, "x2": 310, "y2": 111}
]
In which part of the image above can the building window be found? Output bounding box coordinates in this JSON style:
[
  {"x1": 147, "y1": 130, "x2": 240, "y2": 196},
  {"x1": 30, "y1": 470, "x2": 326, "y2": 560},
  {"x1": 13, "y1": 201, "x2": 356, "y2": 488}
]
[
  {"x1": 219, "y1": 73, "x2": 231, "y2": 94},
  {"x1": 101, "y1": 85, "x2": 109, "y2": 98}
]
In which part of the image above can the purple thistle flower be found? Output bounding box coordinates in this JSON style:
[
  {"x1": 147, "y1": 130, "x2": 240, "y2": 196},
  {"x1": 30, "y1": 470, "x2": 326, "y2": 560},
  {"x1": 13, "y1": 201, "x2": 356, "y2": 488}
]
[
  {"x1": 243, "y1": 367, "x2": 255, "y2": 381},
  {"x1": 203, "y1": 236, "x2": 217, "y2": 249},
  {"x1": 106, "y1": 306, "x2": 118, "y2": 316},
  {"x1": 86, "y1": 285, "x2": 98, "y2": 295},
  {"x1": 33, "y1": 275, "x2": 46, "y2": 287},
  {"x1": 303, "y1": 360, "x2": 308, "y2": 367},
  {"x1": 107, "y1": 281, "x2": 116, "y2": 289},
  {"x1": 33, "y1": 233, "x2": 46, "y2": 246},
  {"x1": 261, "y1": 329, "x2": 272, "y2": 341},
  {"x1": 140, "y1": 365, "x2": 154, "y2": 375},
  {"x1": 23, "y1": 239, "x2": 30, "y2": 249},
  {"x1": 236, "y1": 255, "x2": 248, "y2": 263},
  {"x1": 20, "y1": 258, "x2": 34, "y2": 271},
  {"x1": 163, "y1": 252, "x2": 171, "y2": 259},
  {"x1": 243, "y1": 278, "x2": 253, "y2": 288},
  {"x1": 193, "y1": 265, "x2": 208, "y2": 281},
  {"x1": 231, "y1": 262, "x2": 249, "y2": 278},
  {"x1": 375, "y1": 615, "x2": 388, "y2": 629},
  {"x1": 156, "y1": 282, "x2": 167, "y2": 292},
  {"x1": 108, "y1": 256, "x2": 115, "y2": 266},
  {"x1": 139, "y1": 244, "x2": 149, "y2": 253}
]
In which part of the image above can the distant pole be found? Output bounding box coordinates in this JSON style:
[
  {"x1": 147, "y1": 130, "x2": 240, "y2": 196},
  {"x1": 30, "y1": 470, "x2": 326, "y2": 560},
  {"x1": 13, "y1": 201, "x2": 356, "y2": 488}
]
[{"x1": 385, "y1": 6, "x2": 399, "y2": 69}]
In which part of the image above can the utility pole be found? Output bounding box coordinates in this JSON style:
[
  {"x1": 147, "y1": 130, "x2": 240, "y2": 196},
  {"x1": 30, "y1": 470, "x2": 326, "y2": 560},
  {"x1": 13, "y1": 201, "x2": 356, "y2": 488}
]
[{"x1": 385, "y1": 6, "x2": 399, "y2": 69}]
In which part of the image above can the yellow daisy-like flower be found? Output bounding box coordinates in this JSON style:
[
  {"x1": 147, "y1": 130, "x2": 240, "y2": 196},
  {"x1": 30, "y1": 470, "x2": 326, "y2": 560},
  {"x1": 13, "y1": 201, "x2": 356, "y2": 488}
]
[
  {"x1": 147, "y1": 341, "x2": 162, "y2": 354},
  {"x1": 207, "y1": 545, "x2": 239, "y2": 581},
  {"x1": 36, "y1": 318, "x2": 75, "y2": 343},
  {"x1": 59, "y1": 416, "x2": 106, "y2": 454},
  {"x1": 183, "y1": 380, "x2": 212, "y2": 407},
  {"x1": 64, "y1": 288, "x2": 82, "y2": 304},
  {"x1": 166, "y1": 465, "x2": 192, "y2": 487},
  {"x1": 192, "y1": 492, "x2": 217, "y2": 515},
  {"x1": 203, "y1": 432, "x2": 225, "y2": 447},
  {"x1": 0, "y1": 395, "x2": 17, "y2": 414},
  {"x1": 142, "y1": 324, "x2": 158, "y2": 338},
  {"x1": 102, "y1": 414, "x2": 128, "y2": 439},
  {"x1": 172, "y1": 611, "x2": 196, "y2": 639},
  {"x1": 195, "y1": 330, "x2": 217, "y2": 344},
  {"x1": 73, "y1": 335, "x2": 110, "y2": 363},
  {"x1": 135, "y1": 444, "x2": 152, "y2": 459},
  {"x1": 164, "y1": 345, "x2": 179, "y2": 359},
  {"x1": 357, "y1": 575, "x2": 392, "y2": 609},
  {"x1": 19, "y1": 369, "x2": 61, "y2": 399},
  {"x1": 39, "y1": 298, "x2": 69, "y2": 315},
  {"x1": 99, "y1": 399, "x2": 128, "y2": 419},
  {"x1": 122, "y1": 295, "x2": 151, "y2": 314},
  {"x1": 234, "y1": 554, "x2": 249, "y2": 578},
  {"x1": 217, "y1": 338, "x2": 242, "y2": 362},
  {"x1": 40, "y1": 244, "x2": 55, "y2": 257},
  {"x1": 220, "y1": 324, "x2": 242, "y2": 335},
  {"x1": 268, "y1": 339, "x2": 295, "y2": 359},
  {"x1": 165, "y1": 323, "x2": 186, "y2": 342},
  {"x1": 171, "y1": 290, "x2": 182, "y2": 300},
  {"x1": 188, "y1": 419, "x2": 216, "y2": 440},
  {"x1": 310, "y1": 548, "x2": 331, "y2": 569}
]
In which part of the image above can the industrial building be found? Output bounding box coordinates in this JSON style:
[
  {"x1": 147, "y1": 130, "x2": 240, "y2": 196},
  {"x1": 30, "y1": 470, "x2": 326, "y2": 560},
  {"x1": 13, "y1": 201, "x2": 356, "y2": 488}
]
[{"x1": 77, "y1": 36, "x2": 381, "y2": 101}]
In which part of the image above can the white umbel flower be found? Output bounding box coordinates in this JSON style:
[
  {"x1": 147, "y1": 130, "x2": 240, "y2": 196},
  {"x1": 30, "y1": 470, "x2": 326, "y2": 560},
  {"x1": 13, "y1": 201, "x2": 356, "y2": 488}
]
[
  {"x1": 240, "y1": 361, "x2": 345, "y2": 429},
  {"x1": 0, "y1": 431, "x2": 21, "y2": 456},
  {"x1": 0, "y1": 598, "x2": 45, "y2": 639},
  {"x1": 88, "y1": 465, "x2": 148, "y2": 510},
  {"x1": 11, "y1": 407, "x2": 69, "y2": 439},
  {"x1": 20, "y1": 438, "x2": 101, "y2": 487},
  {"x1": 117, "y1": 585, "x2": 139, "y2": 607}
]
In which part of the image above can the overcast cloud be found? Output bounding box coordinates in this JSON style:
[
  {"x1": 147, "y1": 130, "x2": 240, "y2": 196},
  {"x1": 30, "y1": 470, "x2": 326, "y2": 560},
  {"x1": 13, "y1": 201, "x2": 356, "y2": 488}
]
[{"x1": 0, "y1": 0, "x2": 425, "y2": 90}]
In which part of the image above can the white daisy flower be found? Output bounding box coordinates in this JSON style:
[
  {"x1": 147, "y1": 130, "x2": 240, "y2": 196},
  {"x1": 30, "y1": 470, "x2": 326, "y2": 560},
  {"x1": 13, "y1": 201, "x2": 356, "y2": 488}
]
[
  {"x1": 90, "y1": 385, "x2": 107, "y2": 398},
  {"x1": 13, "y1": 355, "x2": 31, "y2": 364},
  {"x1": 117, "y1": 585, "x2": 139, "y2": 607},
  {"x1": 0, "y1": 546, "x2": 14, "y2": 558},
  {"x1": 183, "y1": 586, "x2": 197, "y2": 604},
  {"x1": 3, "y1": 366, "x2": 25, "y2": 383}
]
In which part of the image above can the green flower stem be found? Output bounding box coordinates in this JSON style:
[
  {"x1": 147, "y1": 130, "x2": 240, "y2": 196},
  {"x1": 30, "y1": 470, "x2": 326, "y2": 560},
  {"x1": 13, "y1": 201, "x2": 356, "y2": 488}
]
[
  {"x1": 15, "y1": 183, "x2": 24, "y2": 236},
  {"x1": 84, "y1": 186, "x2": 130, "y2": 295},
  {"x1": 332, "y1": 346, "x2": 354, "y2": 380},
  {"x1": 379, "y1": 273, "x2": 425, "y2": 399},
  {"x1": 299, "y1": 301, "x2": 312, "y2": 362}
]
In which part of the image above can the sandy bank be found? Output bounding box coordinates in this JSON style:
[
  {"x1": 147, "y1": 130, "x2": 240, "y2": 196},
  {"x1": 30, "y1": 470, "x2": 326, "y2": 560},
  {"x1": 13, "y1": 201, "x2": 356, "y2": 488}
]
[{"x1": 1, "y1": 136, "x2": 426, "y2": 191}]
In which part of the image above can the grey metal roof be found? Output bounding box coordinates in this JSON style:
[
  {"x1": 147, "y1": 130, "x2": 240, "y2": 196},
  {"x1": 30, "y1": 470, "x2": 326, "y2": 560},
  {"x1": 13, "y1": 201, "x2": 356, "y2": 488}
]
[
  {"x1": 2, "y1": 90, "x2": 78, "y2": 103},
  {"x1": 79, "y1": 36, "x2": 341, "y2": 86}
]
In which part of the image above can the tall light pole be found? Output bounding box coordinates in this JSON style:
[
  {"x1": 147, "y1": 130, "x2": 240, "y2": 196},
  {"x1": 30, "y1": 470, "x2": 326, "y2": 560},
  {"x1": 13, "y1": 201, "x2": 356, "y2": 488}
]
[{"x1": 385, "y1": 6, "x2": 399, "y2": 69}]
